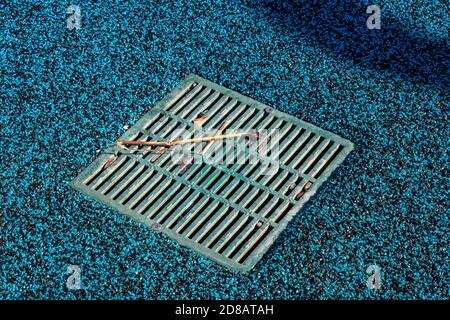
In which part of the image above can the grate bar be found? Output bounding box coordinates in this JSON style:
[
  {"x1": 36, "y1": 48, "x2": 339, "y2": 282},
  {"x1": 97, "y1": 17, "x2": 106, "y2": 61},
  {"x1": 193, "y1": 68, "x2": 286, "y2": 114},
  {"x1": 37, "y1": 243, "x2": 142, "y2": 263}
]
[
  {"x1": 182, "y1": 91, "x2": 222, "y2": 120},
  {"x1": 236, "y1": 224, "x2": 273, "y2": 264},
  {"x1": 213, "y1": 215, "x2": 252, "y2": 253},
  {"x1": 311, "y1": 143, "x2": 343, "y2": 179},
  {"x1": 165, "y1": 192, "x2": 202, "y2": 229},
  {"x1": 204, "y1": 99, "x2": 241, "y2": 129},
  {"x1": 193, "y1": 208, "x2": 230, "y2": 243},
  {"x1": 152, "y1": 108, "x2": 310, "y2": 180},
  {"x1": 163, "y1": 81, "x2": 196, "y2": 112},
  {"x1": 101, "y1": 161, "x2": 141, "y2": 196},
  {"x1": 175, "y1": 195, "x2": 211, "y2": 234},
  {"x1": 185, "y1": 201, "x2": 223, "y2": 239},
  {"x1": 223, "y1": 219, "x2": 260, "y2": 258},
  {"x1": 167, "y1": 83, "x2": 205, "y2": 115},
  {"x1": 202, "y1": 210, "x2": 241, "y2": 248},
  {"x1": 110, "y1": 164, "x2": 148, "y2": 201}
]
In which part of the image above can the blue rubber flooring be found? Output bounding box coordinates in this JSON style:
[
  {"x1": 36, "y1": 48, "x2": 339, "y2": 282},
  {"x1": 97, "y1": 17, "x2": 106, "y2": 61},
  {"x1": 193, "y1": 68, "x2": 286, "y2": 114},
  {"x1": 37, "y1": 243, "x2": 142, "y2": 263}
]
[{"x1": 1, "y1": 0, "x2": 449, "y2": 299}]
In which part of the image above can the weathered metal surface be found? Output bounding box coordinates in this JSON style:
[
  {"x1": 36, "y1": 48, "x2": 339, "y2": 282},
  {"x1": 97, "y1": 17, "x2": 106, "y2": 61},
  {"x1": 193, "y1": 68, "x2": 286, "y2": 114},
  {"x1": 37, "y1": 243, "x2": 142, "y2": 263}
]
[{"x1": 71, "y1": 74, "x2": 353, "y2": 272}]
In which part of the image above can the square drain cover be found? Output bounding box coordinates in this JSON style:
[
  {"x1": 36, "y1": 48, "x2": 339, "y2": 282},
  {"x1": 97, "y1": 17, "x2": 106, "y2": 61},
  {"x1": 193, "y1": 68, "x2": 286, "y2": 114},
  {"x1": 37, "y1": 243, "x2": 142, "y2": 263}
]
[{"x1": 72, "y1": 74, "x2": 353, "y2": 272}]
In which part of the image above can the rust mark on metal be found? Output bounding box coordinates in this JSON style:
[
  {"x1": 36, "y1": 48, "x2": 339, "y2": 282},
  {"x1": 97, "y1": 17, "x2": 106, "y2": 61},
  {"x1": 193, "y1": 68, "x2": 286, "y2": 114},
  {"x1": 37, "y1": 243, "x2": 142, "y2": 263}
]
[
  {"x1": 294, "y1": 181, "x2": 313, "y2": 200},
  {"x1": 150, "y1": 147, "x2": 169, "y2": 163},
  {"x1": 193, "y1": 117, "x2": 207, "y2": 126},
  {"x1": 102, "y1": 156, "x2": 118, "y2": 170}
]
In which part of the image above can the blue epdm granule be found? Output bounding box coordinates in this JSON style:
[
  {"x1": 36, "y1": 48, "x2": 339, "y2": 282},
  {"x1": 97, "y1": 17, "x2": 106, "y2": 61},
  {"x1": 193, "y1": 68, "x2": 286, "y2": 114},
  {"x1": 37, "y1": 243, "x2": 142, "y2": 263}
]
[{"x1": 1, "y1": 0, "x2": 448, "y2": 299}]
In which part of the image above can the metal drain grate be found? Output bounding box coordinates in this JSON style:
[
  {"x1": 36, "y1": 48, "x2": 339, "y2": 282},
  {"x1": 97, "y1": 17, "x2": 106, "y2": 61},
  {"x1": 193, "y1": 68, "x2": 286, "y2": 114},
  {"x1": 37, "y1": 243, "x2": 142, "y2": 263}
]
[{"x1": 71, "y1": 74, "x2": 353, "y2": 272}]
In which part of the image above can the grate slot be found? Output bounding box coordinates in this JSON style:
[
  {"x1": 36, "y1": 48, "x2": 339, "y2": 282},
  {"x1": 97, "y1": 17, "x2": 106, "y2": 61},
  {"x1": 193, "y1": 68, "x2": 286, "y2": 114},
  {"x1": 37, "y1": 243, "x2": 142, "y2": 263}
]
[
  {"x1": 72, "y1": 74, "x2": 353, "y2": 272},
  {"x1": 100, "y1": 160, "x2": 140, "y2": 195},
  {"x1": 182, "y1": 91, "x2": 222, "y2": 120},
  {"x1": 246, "y1": 110, "x2": 267, "y2": 130},
  {"x1": 293, "y1": 180, "x2": 314, "y2": 201},
  {"x1": 127, "y1": 173, "x2": 164, "y2": 210},
  {"x1": 242, "y1": 188, "x2": 263, "y2": 209},
  {"x1": 205, "y1": 211, "x2": 242, "y2": 249},
  {"x1": 277, "y1": 123, "x2": 297, "y2": 145},
  {"x1": 268, "y1": 119, "x2": 288, "y2": 139},
  {"x1": 245, "y1": 163, "x2": 261, "y2": 179},
  {"x1": 157, "y1": 186, "x2": 193, "y2": 224},
  {"x1": 260, "y1": 118, "x2": 284, "y2": 133},
  {"x1": 262, "y1": 198, "x2": 284, "y2": 219},
  {"x1": 118, "y1": 168, "x2": 156, "y2": 204},
  {"x1": 191, "y1": 165, "x2": 215, "y2": 184},
  {"x1": 298, "y1": 138, "x2": 332, "y2": 173},
  {"x1": 166, "y1": 83, "x2": 205, "y2": 114},
  {"x1": 228, "y1": 131, "x2": 268, "y2": 178},
  {"x1": 145, "y1": 183, "x2": 184, "y2": 220},
  {"x1": 160, "y1": 120, "x2": 183, "y2": 139},
  {"x1": 253, "y1": 194, "x2": 274, "y2": 214},
  {"x1": 194, "y1": 166, "x2": 216, "y2": 184},
  {"x1": 83, "y1": 154, "x2": 125, "y2": 186},
  {"x1": 83, "y1": 156, "x2": 116, "y2": 186},
  {"x1": 110, "y1": 164, "x2": 148, "y2": 201},
  {"x1": 246, "y1": 110, "x2": 266, "y2": 130},
  {"x1": 200, "y1": 96, "x2": 233, "y2": 127},
  {"x1": 213, "y1": 174, "x2": 234, "y2": 194},
  {"x1": 166, "y1": 192, "x2": 203, "y2": 229},
  {"x1": 255, "y1": 120, "x2": 285, "y2": 154},
  {"x1": 282, "y1": 176, "x2": 303, "y2": 197},
  {"x1": 186, "y1": 201, "x2": 223, "y2": 239},
  {"x1": 177, "y1": 197, "x2": 213, "y2": 235},
  {"x1": 201, "y1": 169, "x2": 225, "y2": 189},
  {"x1": 236, "y1": 160, "x2": 250, "y2": 174},
  {"x1": 257, "y1": 165, "x2": 281, "y2": 186},
  {"x1": 195, "y1": 207, "x2": 232, "y2": 244},
  {"x1": 234, "y1": 108, "x2": 259, "y2": 130},
  {"x1": 232, "y1": 184, "x2": 255, "y2": 204},
  {"x1": 144, "y1": 113, "x2": 164, "y2": 131},
  {"x1": 255, "y1": 114, "x2": 278, "y2": 131},
  {"x1": 282, "y1": 131, "x2": 314, "y2": 165},
  {"x1": 221, "y1": 218, "x2": 257, "y2": 257},
  {"x1": 163, "y1": 81, "x2": 197, "y2": 111},
  {"x1": 212, "y1": 102, "x2": 247, "y2": 129},
  {"x1": 236, "y1": 225, "x2": 273, "y2": 264},
  {"x1": 265, "y1": 123, "x2": 295, "y2": 157},
  {"x1": 91, "y1": 156, "x2": 131, "y2": 190},
  {"x1": 175, "y1": 87, "x2": 213, "y2": 116},
  {"x1": 180, "y1": 163, "x2": 202, "y2": 180},
  {"x1": 292, "y1": 136, "x2": 324, "y2": 170},
  {"x1": 273, "y1": 201, "x2": 296, "y2": 223},
  {"x1": 312, "y1": 144, "x2": 344, "y2": 179},
  {"x1": 277, "y1": 128, "x2": 305, "y2": 159},
  {"x1": 150, "y1": 117, "x2": 171, "y2": 136},
  {"x1": 270, "y1": 170, "x2": 292, "y2": 192},
  {"x1": 135, "y1": 177, "x2": 174, "y2": 214},
  {"x1": 222, "y1": 179, "x2": 246, "y2": 199},
  {"x1": 215, "y1": 216, "x2": 252, "y2": 253},
  {"x1": 223, "y1": 104, "x2": 255, "y2": 130},
  {"x1": 304, "y1": 141, "x2": 334, "y2": 175},
  {"x1": 227, "y1": 221, "x2": 265, "y2": 259},
  {"x1": 203, "y1": 99, "x2": 240, "y2": 129},
  {"x1": 253, "y1": 167, "x2": 268, "y2": 185}
]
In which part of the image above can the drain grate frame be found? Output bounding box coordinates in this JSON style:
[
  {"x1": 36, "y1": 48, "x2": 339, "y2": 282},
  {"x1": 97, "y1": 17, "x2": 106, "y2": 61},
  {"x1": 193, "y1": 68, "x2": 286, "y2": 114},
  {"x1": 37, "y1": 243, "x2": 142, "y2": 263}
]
[{"x1": 71, "y1": 74, "x2": 353, "y2": 272}]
